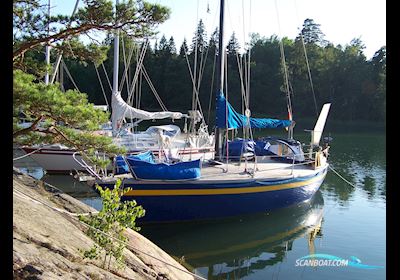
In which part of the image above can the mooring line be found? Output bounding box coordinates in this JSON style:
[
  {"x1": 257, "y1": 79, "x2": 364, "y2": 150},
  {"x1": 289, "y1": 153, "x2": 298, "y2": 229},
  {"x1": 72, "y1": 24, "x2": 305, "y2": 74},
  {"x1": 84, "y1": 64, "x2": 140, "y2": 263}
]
[
  {"x1": 13, "y1": 147, "x2": 43, "y2": 161},
  {"x1": 328, "y1": 165, "x2": 357, "y2": 188}
]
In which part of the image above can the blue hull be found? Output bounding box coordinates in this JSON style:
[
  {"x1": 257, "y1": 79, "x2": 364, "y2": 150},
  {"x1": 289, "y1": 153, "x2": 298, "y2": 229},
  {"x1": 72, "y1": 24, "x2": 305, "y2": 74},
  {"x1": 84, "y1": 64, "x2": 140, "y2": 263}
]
[{"x1": 99, "y1": 166, "x2": 328, "y2": 222}]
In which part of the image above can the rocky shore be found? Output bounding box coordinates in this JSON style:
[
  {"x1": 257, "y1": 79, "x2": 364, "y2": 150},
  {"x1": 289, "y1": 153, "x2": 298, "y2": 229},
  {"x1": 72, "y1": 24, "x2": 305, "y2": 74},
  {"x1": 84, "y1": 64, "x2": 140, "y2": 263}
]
[{"x1": 13, "y1": 168, "x2": 196, "y2": 280}]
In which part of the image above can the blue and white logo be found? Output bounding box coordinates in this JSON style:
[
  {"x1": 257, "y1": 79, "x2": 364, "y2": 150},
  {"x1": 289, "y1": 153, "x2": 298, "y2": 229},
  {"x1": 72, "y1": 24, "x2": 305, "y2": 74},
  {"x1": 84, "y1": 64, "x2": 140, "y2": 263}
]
[{"x1": 295, "y1": 254, "x2": 383, "y2": 269}]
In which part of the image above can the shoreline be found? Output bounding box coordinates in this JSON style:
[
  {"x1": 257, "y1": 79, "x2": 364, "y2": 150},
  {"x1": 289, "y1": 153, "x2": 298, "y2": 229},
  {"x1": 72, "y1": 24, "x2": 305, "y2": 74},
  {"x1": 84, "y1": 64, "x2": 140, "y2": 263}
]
[{"x1": 13, "y1": 167, "x2": 198, "y2": 280}]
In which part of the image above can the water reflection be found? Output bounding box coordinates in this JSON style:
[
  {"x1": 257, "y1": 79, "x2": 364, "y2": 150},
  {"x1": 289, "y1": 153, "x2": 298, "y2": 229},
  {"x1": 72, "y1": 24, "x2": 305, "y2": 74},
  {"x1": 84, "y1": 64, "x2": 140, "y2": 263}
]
[
  {"x1": 40, "y1": 174, "x2": 98, "y2": 198},
  {"x1": 13, "y1": 148, "x2": 45, "y2": 179},
  {"x1": 12, "y1": 133, "x2": 385, "y2": 280},
  {"x1": 38, "y1": 174, "x2": 103, "y2": 210},
  {"x1": 321, "y1": 133, "x2": 386, "y2": 202},
  {"x1": 140, "y1": 192, "x2": 324, "y2": 279}
]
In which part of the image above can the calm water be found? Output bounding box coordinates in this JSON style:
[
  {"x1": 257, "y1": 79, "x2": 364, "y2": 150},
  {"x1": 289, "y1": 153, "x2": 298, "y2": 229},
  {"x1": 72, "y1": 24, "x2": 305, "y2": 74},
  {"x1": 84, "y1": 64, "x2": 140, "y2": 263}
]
[{"x1": 13, "y1": 132, "x2": 386, "y2": 280}]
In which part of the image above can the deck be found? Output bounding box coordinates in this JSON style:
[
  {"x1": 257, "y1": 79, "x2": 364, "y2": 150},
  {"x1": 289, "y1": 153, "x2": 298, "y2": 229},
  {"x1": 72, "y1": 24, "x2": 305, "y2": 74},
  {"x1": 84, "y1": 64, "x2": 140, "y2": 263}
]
[{"x1": 107, "y1": 157, "x2": 325, "y2": 185}]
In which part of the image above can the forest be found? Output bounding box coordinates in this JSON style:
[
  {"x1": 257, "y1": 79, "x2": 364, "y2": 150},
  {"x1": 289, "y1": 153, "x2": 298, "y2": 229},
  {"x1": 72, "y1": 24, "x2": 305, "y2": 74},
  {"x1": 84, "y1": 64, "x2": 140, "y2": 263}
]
[
  {"x1": 14, "y1": 0, "x2": 385, "y2": 131},
  {"x1": 56, "y1": 18, "x2": 386, "y2": 129}
]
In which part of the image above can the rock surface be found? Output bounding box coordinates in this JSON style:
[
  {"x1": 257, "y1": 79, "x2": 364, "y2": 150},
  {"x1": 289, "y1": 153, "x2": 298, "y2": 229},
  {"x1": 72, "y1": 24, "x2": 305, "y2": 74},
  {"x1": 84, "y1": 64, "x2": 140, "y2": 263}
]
[{"x1": 13, "y1": 168, "x2": 196, "y2": 280}]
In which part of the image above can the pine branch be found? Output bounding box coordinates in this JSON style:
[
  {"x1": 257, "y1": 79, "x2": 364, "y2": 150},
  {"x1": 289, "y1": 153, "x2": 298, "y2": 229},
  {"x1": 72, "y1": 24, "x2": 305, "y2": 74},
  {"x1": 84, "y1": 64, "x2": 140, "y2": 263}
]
[
  {"x1": 13, "y1": 18, "x2": 152, "y2": 61},
  {"x1": 12, "y1": 115, "x2": 43, "y2": 138}
]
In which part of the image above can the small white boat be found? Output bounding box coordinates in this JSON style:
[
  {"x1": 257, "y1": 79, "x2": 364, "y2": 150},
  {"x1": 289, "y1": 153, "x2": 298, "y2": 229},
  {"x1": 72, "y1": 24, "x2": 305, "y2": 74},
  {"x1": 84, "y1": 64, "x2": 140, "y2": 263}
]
[{"x1": 21, "y1": 124, "x2": 215, "y2": 173}]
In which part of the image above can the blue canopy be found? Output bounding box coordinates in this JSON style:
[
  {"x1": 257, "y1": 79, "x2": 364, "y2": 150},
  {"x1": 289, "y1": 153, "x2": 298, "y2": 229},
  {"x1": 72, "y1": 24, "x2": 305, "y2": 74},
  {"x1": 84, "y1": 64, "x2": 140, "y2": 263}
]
[
  {"x1": 125, "y1": 152, "x2": 201, "y2": 180},
  {"x1": 216, "y1": 91, "x2": 292, "y2": 129},
  {"x1": 129, "y1": 150, "x2": 156, "y2": 163},
  {"x1": 114, "y1": 151, "x2": 155, "y2": 175}
]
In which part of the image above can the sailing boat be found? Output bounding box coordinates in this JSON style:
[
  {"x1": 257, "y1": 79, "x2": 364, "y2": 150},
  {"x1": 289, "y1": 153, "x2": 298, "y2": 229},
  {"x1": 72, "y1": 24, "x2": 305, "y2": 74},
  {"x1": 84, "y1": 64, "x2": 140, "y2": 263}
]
[
  {"x1": 93, "y1": 0, "x2": 331, "y2": 222},
  {"x1": 21, "y1": 66, "x2": 215, "y2": 174},
  {"x1": 20, "y1": 1, "x2": 215, "y2": 174}
]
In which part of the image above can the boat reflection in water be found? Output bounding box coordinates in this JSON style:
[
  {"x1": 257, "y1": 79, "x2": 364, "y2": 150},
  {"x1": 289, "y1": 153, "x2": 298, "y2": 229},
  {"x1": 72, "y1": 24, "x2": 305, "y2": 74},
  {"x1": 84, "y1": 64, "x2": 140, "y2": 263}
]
[{"x1": 140, "y1": 191, "x2": 324, "y2": 279}]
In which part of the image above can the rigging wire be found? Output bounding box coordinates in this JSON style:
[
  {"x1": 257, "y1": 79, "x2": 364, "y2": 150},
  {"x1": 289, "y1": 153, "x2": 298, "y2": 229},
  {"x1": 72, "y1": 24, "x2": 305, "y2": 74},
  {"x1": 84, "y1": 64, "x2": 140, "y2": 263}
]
[
  {"x1": 207, "y1": 52, "x2": 217, "y2": 125},
  {"x1": 115, "y1": 39, "x2": 149, "y2": 134},
  {"x1": 187, "y1": 0, "x2": 213, "y2": 135},
  {"x1": 192, "y1": 0, "x2": 200, "y2": 119},
  {"x1": 293, "y1": 0, "x2": 319, "y2": 117},
  {"x1": 62, "y1": 60, "x2": 80, "y2": 92},
  {"x1": 196, "y1": 41, "x2": 213, "y2": 125},
  {"x1": 247, "y1": 0, "x2": 252, "y2": 104},
  {"x1": 192, "y1": 1, "x2": 219, "y2": 130},
  {"x1": 136, "y1": 62, "x2": 143, "y2": 111},
  {"x1": 141, "y1": 65, "x2": 168, "y2": 111},
  {"x1": 94, "y1": 63, "x2": 109, "y2": 109},
  {"x1": 49, "y1": 0, "x2": 81, "y2": 85},
  {"x1": 101, "y1": 63, "x2": 113, "y2": 92},
  {"x1": 299, "y1": 32, "x2": 318, "y2": 117},
  {"x1": 119, "y1": 36, "x2": 136, "y2": 98},
  {"x1": 224, "y1": 50, "x2": 229, "y2": 168},
  {"x1": 182, "y1": 44, "x2": 207, "y2": 125},
  {"x1": 121, "y1": 38, "x2": 138, "y2": 141},
  {"x1": 274, "y1": 0, "x2": 294, "y2": 140},
  {"x1": 127, "y1": 40, "x2": 149, "y2": 106},
  {"x1": 224, "y1": 0, "x2": 256, "y2": 171}
]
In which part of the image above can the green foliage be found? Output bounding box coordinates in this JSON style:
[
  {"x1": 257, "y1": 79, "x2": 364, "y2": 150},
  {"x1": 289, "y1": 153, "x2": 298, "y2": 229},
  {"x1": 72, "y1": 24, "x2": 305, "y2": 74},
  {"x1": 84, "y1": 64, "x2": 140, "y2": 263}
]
[
  {"x1": 123, "y1": 20, "x2": 384, "y2": 124},
  {"x1": 14, "y1": 5, "x2": 386, "y2": 126},
  {"x1": 190, "y1": 19, "x2": 208, "y2": 53},
  {"x1": 296, "y1": 18, "x2": 328, "y2": 47},
  {"x1": 13, "y1": 69, "x2": 125, "y2": 167},
  {"x1": 13, "y1": 0, "x2": 170, "y2": 73},
  {"x1": 59, "y1": 39, "x2": 110, "y2": 67},
  {"x1": 226, "y1": 32, "x2": 240, "y2": 55},
  {"x1": 79, "y1": 179, "x2": 145, "y2": 268},
  {"x1": 12, "y1": 44, "x2": 49, "y2": 78},
  {"x1": 14, "y1": 70, "x2": 108, "y2": 130}
]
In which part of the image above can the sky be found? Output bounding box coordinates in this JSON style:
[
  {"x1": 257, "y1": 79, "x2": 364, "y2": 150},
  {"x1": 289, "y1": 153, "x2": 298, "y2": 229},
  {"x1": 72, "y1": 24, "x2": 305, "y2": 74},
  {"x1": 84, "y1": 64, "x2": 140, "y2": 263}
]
[{"x1": 48, "y1": 0, "x2": 386, "y2": 60}]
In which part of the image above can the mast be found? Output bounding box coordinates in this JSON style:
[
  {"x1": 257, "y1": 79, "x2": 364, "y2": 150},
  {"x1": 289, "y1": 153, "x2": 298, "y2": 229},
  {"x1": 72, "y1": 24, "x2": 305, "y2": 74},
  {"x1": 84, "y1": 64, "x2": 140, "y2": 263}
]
[
  {"x1": 215, "y1": 0, "x2": 225, "y2": 160},
  {"x1": 44, "y1": 0, "x2": 51, "y2": 85},
  {"x1": 111, "y1": 0, "x2": 120, "y2": 136},
  {"x1": 113, "y1": 0, "x2": 120, "y2": 96}
]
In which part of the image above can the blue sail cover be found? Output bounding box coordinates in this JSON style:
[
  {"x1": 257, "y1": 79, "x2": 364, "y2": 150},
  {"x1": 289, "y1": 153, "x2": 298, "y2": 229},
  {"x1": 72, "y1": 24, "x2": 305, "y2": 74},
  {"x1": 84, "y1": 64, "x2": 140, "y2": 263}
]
[
  {"x1": 126, "y1": 155, "x2": 201, "y2": 180},
  {"x1": 129, "y1": 150, "x2": 156, "y2": 163},
  {"x1": 216, "y1": 92, "x2": 292, "y2": 129},
  {"x1": 114, "y1": 151, "x2": 156, "y2": 175},
  {"x1": 225, "y1": 138, "x2": 256, "y2": 158}
]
